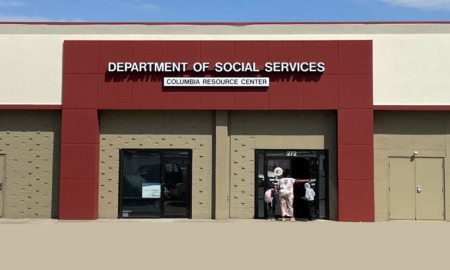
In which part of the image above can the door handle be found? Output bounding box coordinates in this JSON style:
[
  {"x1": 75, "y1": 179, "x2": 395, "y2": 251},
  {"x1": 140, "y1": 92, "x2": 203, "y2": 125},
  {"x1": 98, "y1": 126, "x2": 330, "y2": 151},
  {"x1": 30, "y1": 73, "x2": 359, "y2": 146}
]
[
  {"x1": 0, "y1": 183, "x2": 2, "y2": 191},
  {"x1": 417, "y1": 186, "x2": 422, "y2": 193}
]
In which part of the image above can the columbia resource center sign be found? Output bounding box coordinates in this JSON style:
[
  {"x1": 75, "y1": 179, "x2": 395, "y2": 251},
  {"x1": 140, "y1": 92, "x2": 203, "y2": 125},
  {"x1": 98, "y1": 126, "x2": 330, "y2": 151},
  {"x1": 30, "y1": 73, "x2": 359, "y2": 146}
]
[{"x1": 108, "y1": 61, "x2": 325, "y2": 87}]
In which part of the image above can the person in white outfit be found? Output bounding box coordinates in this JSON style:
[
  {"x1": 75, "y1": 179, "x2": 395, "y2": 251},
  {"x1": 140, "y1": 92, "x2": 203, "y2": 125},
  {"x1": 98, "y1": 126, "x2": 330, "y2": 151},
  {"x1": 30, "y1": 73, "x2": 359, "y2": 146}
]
[
  {"x1": 277, "y1": 170, "x2": 310, "y2": 222},
  {"x1": 304, "y1": 182, "x2": 316, "y2": 221}
]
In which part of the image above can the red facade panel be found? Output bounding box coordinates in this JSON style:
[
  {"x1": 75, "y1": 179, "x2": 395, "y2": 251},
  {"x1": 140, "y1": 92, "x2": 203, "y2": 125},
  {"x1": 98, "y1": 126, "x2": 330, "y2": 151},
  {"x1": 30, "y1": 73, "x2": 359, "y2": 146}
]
[
  {"x1": 338, "y1": 75, "x2": 373, "y2": 109},
  {"x1": 85, "y1": 40, "x2": 368, "y2": 111},
  {"x1": 132, "y1": 41, "x2": 166, "y2": 62},
  {"x1": 98, "y1": 76, "x2": 132, "y2": 109},
  {"x1": 63, "y1": 41, "x2": 98, "y2": 74},
  {"x1": 131, "y1": 79, "x2": 167, "y2": 109},
  {"x1": 268, "y1": 76, "x2": 303, "y2": 110},
  {"x1": 61, "y1": 109, "x2": 99, "y2": 144},
  {"x1": 166, "y1": 42, "x2": 201, "y2": 70},
  {"x1": 338, "y1": 41, "x2": 373, "y2": 75},
  {"x1": 165, "y1": 90, "x2": 203, "y2": 109},
  {"x1": 98, "y1": 41, "x2": 133, "y2": 74},
  {"x1": 201, "y1": 41, "x2": 235, "y2": 70},
  {"x1": 338, "y1": 180, "x2": 374, "y2": 222},
  {"x1": 338, "y1": 109, "x2": 374, "y2": 145},
  {"x1": 268, "y1": 41, "x2": 303, "y2": 62},
  {"x1": 234, "y1": 41, "x2": 269, "y2": 70},
  {"x1": 303, "y1": 41, "x2": 338, "y2": 75},
  {"x1": 303, "y1": 75, "x2": 338, "y2": 109},
  {"x1": 234, "y1": 89, "x2": 269, "y2": 110},
  {"x1": 60, "y1": 144, "x2": 99, "y2": 179},
  {"x1": 63, "y1": 74, "x2": 98, "y2": 109},
  {"x1": 59, "y1": 179, "x2": 99, "y2": 220},
  {"x1": 338, "y1": 144, "x2": 374, "y2": 180},
  {"x1": 200, "y1": 89, "x2": 235, "y2": 110}
]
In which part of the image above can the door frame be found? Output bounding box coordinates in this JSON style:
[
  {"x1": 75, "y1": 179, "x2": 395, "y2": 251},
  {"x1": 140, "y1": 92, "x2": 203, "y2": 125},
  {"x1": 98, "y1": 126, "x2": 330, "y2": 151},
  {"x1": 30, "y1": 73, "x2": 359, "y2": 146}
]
[
  {"x1": 254, "y1": 149, "x2": 329, "y2": 220},
  {"x1": 161, "y1": 155, "x2": 192, "y2": 218}
]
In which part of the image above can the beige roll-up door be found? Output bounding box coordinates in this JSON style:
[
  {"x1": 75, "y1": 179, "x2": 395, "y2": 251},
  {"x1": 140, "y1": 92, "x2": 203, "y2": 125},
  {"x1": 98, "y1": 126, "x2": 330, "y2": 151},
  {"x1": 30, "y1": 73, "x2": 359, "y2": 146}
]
[
  {"x1": 389, "y1": 158, "x2": 415, "y2": 220},
  {"x1": 0, "y1": 155, "x2": 5, "y2": 217},
  {"x1": 416, "y1": 158, "x2": 444, "y2": 220}
]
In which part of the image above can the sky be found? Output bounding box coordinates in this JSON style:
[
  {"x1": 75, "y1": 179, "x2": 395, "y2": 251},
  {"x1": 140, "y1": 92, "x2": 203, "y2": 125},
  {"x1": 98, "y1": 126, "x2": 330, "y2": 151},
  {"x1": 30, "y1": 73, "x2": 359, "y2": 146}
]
[{"x1": 0, "y1": 0, "x2": 449, "y2": 23}]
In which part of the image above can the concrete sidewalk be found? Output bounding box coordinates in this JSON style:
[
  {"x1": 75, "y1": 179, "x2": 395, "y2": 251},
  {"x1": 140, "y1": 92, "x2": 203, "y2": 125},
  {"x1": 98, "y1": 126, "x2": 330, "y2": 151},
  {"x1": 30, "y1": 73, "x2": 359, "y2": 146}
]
[{"x1": 1, "y1": 219, "x2": 448, "y2": 270}]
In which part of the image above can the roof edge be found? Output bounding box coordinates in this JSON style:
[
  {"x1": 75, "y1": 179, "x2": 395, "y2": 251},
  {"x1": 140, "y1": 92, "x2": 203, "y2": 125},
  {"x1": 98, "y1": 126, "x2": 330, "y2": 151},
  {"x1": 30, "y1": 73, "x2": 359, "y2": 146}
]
[{"x1": 0, "y1": 21, "x2": 450, "y2": 26}]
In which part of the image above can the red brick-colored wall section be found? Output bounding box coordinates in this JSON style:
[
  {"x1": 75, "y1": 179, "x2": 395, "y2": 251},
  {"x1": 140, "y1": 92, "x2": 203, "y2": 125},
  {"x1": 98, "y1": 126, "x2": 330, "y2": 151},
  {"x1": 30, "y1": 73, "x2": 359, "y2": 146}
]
[
  {"x1": 61, "y1": 42, "x2": 100, "y2": 219},
  {"x1": 93, "y1": 40, "x2": 366, "y2": 110},
  {"x1": 337, "y1": 41, "x2": 374, "y2": 222},
  {"x1": 61, "y1": 40, "x2": 373, "y2": 221}
]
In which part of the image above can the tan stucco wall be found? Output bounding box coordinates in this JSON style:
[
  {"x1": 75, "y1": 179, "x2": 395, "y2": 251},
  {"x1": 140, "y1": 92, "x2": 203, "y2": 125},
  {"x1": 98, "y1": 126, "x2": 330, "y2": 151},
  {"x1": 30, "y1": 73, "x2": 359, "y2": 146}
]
[
  {"x1": 374, "y1": 111, "x2": 450, "y2": 221},
  {"x1": 213, "y1": 111, "x2": 231, "y2": 220},
  {"x1": 0, "y1": 110, "x2": 61, "y2": 218},
  {"x1": 98, "y1": 110, "x2": 213, "y2": 219},
  {"x1": 229, "y1": 111, "x2": 337, "y2": 219}
]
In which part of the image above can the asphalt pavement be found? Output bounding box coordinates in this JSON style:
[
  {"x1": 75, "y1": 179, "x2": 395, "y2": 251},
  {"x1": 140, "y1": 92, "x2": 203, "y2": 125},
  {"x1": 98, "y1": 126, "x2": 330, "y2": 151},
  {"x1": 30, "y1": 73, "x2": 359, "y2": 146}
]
[{"x1": 0, "y1": 218, "x2": 448, "y2": 270}]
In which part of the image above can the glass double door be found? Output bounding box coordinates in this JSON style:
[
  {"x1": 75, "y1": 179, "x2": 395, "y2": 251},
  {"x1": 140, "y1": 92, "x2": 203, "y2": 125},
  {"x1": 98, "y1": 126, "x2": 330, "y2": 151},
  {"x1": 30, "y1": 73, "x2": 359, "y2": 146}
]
[
  {"x1": 255, "y1": 150, "x2": 329, "y2": 220},
  {"x1": 119, "y1": 149, "x2": 191, "y2": 218}
]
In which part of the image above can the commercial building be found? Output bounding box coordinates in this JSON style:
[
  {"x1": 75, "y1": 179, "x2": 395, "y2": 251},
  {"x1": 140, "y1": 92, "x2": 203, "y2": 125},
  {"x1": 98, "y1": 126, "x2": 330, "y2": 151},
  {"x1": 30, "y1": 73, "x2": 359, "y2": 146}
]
[{"x1": 0, "y1": 22, "x2": 449, "y2": 221}]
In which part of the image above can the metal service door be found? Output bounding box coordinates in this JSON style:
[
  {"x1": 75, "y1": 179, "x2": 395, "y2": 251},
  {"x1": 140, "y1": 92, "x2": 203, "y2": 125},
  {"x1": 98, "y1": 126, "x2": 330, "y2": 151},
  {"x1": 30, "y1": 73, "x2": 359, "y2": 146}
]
[
  {"x1": 415, "y1": 158, "x2": 444, "y2": 220},
  {"x1": 0, "y1": 155, "x2": 5, "y2": 217},
  {"x1": 389, "y1": 157, "x2": 445, "y2": 220},
  {"x1": 389, "y1": 158, "x2": 415, "y2": 220}
]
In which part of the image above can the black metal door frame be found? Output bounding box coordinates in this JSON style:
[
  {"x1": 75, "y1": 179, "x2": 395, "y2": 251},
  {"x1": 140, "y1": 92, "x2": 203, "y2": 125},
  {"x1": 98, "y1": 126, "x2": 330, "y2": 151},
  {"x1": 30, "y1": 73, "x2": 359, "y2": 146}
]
[
  {"x1": 161, "y1": 155, "x2": 191, "y2": 218},
  {"x1": 254, "y1": 149, "x2": 329, "y2": 220},
  {"x1": 118, "y1": 149, "x2": 192, "y2": 218}
]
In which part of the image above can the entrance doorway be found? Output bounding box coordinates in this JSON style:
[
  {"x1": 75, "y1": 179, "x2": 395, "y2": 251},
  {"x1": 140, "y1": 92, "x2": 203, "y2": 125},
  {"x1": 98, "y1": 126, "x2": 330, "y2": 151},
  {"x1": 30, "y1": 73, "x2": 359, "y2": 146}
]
[
  {"x1": 389, "y1": 157, "x2": 445, "y2": 220},
  {"x1": 255, "y1": 150, "x2": 329, "y2": 220},
  {"x1": 119, "y1": 149, "x2": 191, "y2": 218}
]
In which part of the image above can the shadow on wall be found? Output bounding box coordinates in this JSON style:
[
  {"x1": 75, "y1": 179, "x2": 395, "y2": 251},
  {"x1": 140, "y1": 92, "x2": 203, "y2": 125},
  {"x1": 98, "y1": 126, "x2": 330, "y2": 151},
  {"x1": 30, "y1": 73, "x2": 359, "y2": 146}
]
[
  {"x1": 104, "y1": 71, "x2": 323, "y2": 82},
  {"x1": 51, "y1": 119, "x2": 61, "y2": 219},
  {"x1": 230, "y1": 111, "x2": 337, "y2": 136},
  {"x1": 99, "y1": 111, "x2": 213, "y2": 136},
  {"x1": 375, "y1": 111, "x2": 450, "y2": 135},
  {"x1": 103, "y1": 71, "x2": 323, "y2": 92}
]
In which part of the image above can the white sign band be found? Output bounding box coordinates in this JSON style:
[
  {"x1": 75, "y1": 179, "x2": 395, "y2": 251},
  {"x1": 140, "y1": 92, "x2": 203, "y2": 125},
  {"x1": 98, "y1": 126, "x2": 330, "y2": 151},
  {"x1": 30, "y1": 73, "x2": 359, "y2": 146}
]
[{"x1": 164, "y1": 77, "x2": 269, "y2": 87}]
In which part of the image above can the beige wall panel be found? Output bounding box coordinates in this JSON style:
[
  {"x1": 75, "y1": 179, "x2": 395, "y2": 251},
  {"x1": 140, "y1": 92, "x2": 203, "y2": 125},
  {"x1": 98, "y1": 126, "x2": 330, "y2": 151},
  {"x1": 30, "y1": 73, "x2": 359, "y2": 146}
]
[
  {"x1": 99, "y1": 111, "x2": 213, "y2": 219},
  {"x1": 0, "y1": 110, "x2": 61, "y2": 218},
  {"x1": 374, "y1": 35, "x2": 450, "y2": 105},
  {"x1": 374, "y1": 111, "x2": 449, "y2": 221},
  {"x1": 230, "y1": 111, "x2": 337, "y2": 219}
]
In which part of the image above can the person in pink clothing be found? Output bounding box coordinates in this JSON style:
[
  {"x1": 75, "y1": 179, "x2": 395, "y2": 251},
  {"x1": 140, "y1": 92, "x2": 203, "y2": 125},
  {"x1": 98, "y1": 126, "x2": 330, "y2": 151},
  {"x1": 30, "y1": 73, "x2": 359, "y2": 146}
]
[{"x1": 277, "y1": 170, "x2": 310, "y2": 221}]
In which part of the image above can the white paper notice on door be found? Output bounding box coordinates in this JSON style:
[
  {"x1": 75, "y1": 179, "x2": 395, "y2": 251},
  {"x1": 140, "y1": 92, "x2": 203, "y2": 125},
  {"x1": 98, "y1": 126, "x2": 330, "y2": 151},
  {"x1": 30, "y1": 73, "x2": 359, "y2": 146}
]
[{"x1": 142, "y1": 183, "x2": 161, "y2": 198}]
